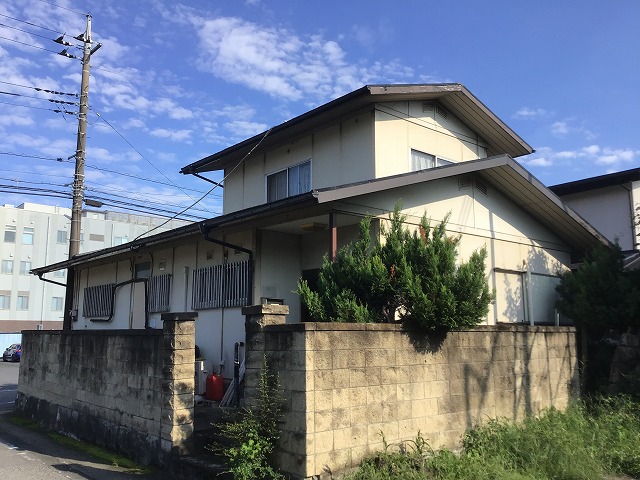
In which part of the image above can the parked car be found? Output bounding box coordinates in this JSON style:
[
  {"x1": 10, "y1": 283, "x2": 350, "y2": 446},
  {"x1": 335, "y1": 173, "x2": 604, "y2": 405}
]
[{"x1": 2, "y1": 344, "x2": 20, "y2": 362}]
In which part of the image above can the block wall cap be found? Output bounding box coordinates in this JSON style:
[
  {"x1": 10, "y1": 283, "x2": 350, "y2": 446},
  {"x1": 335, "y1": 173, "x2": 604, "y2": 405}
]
[
  {"x1": 242, "y1": 304, "x2": 290, "y2": 316},
  {"x1": 161, "y1": 312, "x2": 198, "y2": 322}
]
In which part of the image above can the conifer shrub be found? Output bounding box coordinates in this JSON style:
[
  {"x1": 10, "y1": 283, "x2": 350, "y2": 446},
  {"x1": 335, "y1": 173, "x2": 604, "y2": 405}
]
[{"x1": 297, "y1": 206, "x2": 492, "y2": 331}]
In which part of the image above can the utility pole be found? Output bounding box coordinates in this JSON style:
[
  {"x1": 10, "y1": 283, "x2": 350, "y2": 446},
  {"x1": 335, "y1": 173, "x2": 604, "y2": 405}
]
[
  {"x1": 64, "y1": 14, "x2": 101, "y2": 329},
  {"x1": 69, "y1": 14, "x2": 94, "y2": 258}
]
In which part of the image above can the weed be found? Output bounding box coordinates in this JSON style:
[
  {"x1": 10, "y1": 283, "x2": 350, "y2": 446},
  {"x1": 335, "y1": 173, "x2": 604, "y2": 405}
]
[
  {"x1": 217, "y1": 355, "x2": 283, "y2": 480},
  {"x1": 347, "y1": 396, "x2": 640, "y2": 480}
]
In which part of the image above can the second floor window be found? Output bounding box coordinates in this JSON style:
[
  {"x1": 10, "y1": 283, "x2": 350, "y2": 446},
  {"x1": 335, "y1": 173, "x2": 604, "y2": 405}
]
[
  {"x1": 1, "y1": 260, "x2": 13, "y2": 274},
  {"x1": 56, "y1": 230, "x2": 68, "y2": 244},
  {"x1": 17, "y1": 293, "x2": 29, "y2": 310},
  {"x1": 267, "y1": 160, "x2": 311, "y2": 202},
  {"x1": 4, "y1": 225, "x2": 16, "y2": 243},
  {"x1": 51, "y1": 296, "x2": 63, "y2": 311},
  {"x1": 19, "y1": 261, "x2": 31, "y2": 275},
  {"x1": 410, "y1": 149, "x2": 452, "y2": 171},
  {"x1": 22, "y1": 227, "x2": 34, "y2": 245},
  {"x1": 0, "y1": 291, "x2": 10, "y2": 309}
]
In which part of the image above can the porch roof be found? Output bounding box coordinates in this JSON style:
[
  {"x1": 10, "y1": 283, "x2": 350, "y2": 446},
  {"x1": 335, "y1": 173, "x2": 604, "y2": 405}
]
[
  {"x1": 179, "y1": 84, "x2": 533, "y2": 176},
  {"x1": 31, "y1": 155, "x2": 607, "y2": 275}
]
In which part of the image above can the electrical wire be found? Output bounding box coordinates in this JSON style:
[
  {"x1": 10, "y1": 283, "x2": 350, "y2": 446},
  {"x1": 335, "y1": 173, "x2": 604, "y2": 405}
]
[
  {"x1": 0, "y1": 12, "x2": 64, "y2": 34},
  {"x1": 134, "y1": 127, "x2": 273, "y2": 241},
  {"x1": 0, "y1": 99, "x2": 76, "y2": 114},
  {"x1": 94, "y1": 111, "x2": 205, "y2": 209},
  {"x1": 0, "y1": 79, "x2": 78, "y2": 97},
  {"x1": 0, "y1": 21, "x2": 64, "y2": 42},
  {"x1": 33, "y1": 0, "x2": 86, "y2": 16},
  {"x1": 0, "y1": 35, "x2": 73, "y2": 56},
  {"x1": 0, "y1": 89, "x2": 78, "y2": 106},
  {"x1": 0, "y1": 152, "x2": 211, "y2": 193}
]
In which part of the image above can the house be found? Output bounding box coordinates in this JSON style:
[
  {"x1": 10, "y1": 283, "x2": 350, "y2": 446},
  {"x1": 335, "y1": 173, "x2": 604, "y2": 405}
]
[
  {"x1": 0, "y1": 202, "x2": 189, "y2": 333},
  {"x1": 549, "y1": 168, "x2": 640, "y2": 268},
  {"x1": 30, "y1": 84, "x2": 608, "y2": 379}
]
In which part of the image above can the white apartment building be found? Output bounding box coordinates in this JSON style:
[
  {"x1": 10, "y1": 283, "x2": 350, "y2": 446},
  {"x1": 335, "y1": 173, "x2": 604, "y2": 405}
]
[{"x1": 0, "y1": 202, "x2": 190, "y2": 332}]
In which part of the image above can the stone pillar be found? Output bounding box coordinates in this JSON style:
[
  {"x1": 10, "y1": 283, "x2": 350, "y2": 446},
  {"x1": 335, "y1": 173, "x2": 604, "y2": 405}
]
[
  {"x1": 242, "y1": 304, "x2": 289, "y2": 407},
  {"x1": 160, "y1": 312, "x2": 197, "y2": 456}
]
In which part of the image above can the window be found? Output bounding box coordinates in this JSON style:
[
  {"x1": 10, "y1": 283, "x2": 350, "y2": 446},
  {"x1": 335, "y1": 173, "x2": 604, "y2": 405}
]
[
  {"x1": 134, "y1": 261, "x2": 151, "y2": 279},
  {"x1": 410, "y1": 149, "x2": 452, "y2": 171},
  {"x1": 83, "y1": 283, "x2": 114, "y2": 317},
  {"x1": 89, "y1": 233, "x2": 105, "y2": 242},
  {"x1": 4, "y1": 225, "x2": 16, "y2": 243},
  {"x1": 22, "y1": 226, "x2": 34, "y2": 245},
  {"x1": 1, "y1": 260, "x2": 13, "y2": 274},
  {"x1": 192, "y1": 260, "x2": 251, "y2": 309},
  {"x1": 114, "y1": 236, "x2": 129, "y2": 246},
  {"x1": 19, "y1": 261, "x2": 31, "y2": 275},
  {"x1": 266, "y1": 160, "x2": 311, "y2": 202},
  {"x1": 51, "y1": 297, "x2": 63, "y2": 311},
  {"x1": 53, "y1": 269, "x2": 66, "y2": 278},
  {"x1": 17, "y1": 292, "x2": 29, "y2": 310},
  {"x1": 0, "y1": 291, "x2": 10, "y2": 309},
  {"x1": 147, "y1": 274, "x2": 172, "y2": 313},
  {"x1": 56, "y1": 230, "x2": 68, "y2": 244}
]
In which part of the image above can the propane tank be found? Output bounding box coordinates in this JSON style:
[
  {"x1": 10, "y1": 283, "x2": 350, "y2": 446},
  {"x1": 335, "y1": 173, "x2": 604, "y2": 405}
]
[{"x1": 205, "y1": 373, "x2": 224, "y2": 401}]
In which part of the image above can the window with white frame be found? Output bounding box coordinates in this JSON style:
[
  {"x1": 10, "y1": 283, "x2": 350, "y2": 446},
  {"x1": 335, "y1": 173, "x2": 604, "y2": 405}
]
[
  {"x1": 410, "y1": 149, "x2": 453, "y2": 172},
  {"x1": 266, "y1": 160, "x2": 311, "y2": 202},
  {"x1": 51, "y1": 296, "x2": 63, "y2": 311},
  {"x1": 0, "y1": 291, "x2": 10, "y2": 309},
  {"x1": 53, "y1": 269, "x2": 66, "y2": 278},
  {"x1": 114, "y1": 236, "x2": 129, "y2": 246},
  {"x1": 17, "y1": 292, "x2": 29, "y2": 310},
  {"x1": 22, "y1": 226, "x2": 34, "y2": 245},
  {"x1": 1, "y1": 260, "x2": 13, "y2": 274},
  {"x1": 56, "y1": 230, "x2": 68, "y2": 244},
  {"x1": 19, "y1": 261, "x2": 31, "y2": 275},
  {"x1": 4, "y1": 225, "x2": 16, "y2": 243}
]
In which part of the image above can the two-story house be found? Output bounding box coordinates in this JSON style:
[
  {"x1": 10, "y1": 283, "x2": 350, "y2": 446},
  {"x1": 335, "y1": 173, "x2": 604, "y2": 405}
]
[{"x1": 31, "y1": 84, "x2": 607, "y2": 378}]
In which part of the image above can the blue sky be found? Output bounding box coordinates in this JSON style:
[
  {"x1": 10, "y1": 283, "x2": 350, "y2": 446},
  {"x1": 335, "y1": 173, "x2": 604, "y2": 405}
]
[{"x1": 1, "y1": 0, "x2": 638, "y2": 220}]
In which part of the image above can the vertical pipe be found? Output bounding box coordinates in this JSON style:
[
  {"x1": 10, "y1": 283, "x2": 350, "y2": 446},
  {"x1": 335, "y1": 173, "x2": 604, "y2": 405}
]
[
  {"x1": 329, "y1": 211, "x2": 338, "y2": 261},
  {"x1": 526, "y1": 270, "x2": 535, "y2": 326},
  {"x1": 183, "y1": 266, "x2": 189, "y2": 311}
]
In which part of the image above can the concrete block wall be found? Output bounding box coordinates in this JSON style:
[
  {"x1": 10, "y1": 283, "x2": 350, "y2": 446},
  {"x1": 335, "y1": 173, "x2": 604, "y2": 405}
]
[
  {"x1": 244, "y1": 307, "x2": 579, "y2": 479},
  {"x1": 16, "y1": 312, "x2": 197, "y2": 466}
]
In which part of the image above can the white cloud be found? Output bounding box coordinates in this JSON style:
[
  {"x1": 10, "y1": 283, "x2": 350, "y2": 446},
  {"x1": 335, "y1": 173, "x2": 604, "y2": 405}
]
[
  {"x1": 513, "y1": 107, "x2": 549, "y2": 119},
  {"x1": 551, "y1": 121, "x2": 570, "y2": 136},
  {"x1": 527, "y1": 157, "x2": 553, "y2": 167},
  {"x1": 595, "y1": 148, "x2": 635, "y2": 166},
  {"x1": 188, "y1": 16, "x2": 411, "y2": 103},
  {"x1": 150, "y1": 128, "x2": 192, "y2": 142},
  {"x1": 582, "y1": 145, "x2": 600, "y2": 155},
  {"x1": 224, "y1": 120, "x2": 268, "y2": 137}
]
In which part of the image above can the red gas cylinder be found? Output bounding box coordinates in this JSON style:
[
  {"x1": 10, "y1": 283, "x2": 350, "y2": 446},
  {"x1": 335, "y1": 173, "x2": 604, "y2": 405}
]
[{"x1": 205, "y1": 373, "x2": 224, "y2": 401}]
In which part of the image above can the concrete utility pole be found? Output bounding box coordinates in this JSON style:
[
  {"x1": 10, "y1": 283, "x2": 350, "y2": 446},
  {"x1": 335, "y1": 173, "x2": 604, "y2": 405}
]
[
  {"x1": 69, "y1": 14, "x2": 94, "y2": 258},
  {"x1": 64, "y1": 14, "x2": 101, "y2": 329}
]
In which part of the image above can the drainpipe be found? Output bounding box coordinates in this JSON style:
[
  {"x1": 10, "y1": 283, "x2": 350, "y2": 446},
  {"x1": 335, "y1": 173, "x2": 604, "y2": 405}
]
[{"x1": 199, "y1": 224, "x2": 254, "y2": 376}]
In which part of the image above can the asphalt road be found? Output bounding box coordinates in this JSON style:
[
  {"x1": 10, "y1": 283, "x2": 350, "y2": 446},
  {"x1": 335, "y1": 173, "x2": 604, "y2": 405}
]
[
  {"x1": 0, "y1": 360, "x2": 18, "y2": 414},
  {"x1": 0, "y1": 360, "x2": 167, "y2": 479}
]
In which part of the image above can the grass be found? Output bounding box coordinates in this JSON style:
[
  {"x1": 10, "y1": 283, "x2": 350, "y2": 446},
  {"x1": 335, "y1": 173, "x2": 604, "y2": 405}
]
[
  {"x1": 7, "y1": 413, "x2": 155, "y2": 474},
  {"x1": 346, "y1": 396, "x2": 640, "y2": 480}
]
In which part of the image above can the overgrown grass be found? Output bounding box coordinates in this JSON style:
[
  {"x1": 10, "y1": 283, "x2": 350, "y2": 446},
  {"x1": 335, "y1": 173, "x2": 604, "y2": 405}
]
[{"x1": 346, "y1": 396, "x2": 640, "y2": 480}]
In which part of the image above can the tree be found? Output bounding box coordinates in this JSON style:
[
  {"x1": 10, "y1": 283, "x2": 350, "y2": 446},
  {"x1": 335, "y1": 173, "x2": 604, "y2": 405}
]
[
  {"x1": 296, "y1": 206, "x2": 492, "y2": 331},
  {"x1": 555, "y1": 244, "x2": 639, "y2": 332}
]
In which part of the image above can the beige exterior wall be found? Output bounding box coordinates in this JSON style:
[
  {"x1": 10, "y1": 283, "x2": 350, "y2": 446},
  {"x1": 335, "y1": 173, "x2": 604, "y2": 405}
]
[
  {"x1": 222, "y1": 112, "x2": 375, "y2": 214},
  {"x1": 374, "y1": 101, "x2": 488, "y2": 178},
  {"x1": 245, "y1": 312, "x2": 579, "y2": 479}
]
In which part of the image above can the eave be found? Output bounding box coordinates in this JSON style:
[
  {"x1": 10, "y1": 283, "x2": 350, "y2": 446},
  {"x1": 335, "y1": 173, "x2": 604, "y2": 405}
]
[{"x1": 180, "y1": 84, "x2": 533, "y2": 175}]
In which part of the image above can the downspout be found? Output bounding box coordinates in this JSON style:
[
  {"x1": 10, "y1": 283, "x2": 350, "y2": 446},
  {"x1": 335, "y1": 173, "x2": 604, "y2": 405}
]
[{"x1": 199, "y1": 224, "x2": 254, "y2": 375}]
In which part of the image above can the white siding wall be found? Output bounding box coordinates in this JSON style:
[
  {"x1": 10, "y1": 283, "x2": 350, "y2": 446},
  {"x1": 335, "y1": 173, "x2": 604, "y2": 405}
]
[{"x1": 560, "y1": 185, "x2": 635, "y2": 250}]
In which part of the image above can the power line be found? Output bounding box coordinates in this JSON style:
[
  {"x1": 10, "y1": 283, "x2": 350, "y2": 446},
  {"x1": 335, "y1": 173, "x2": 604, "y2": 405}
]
[
  {"x1": 94, "y1": 111, "x2": 206, "y2": 210},
  {"x1": 0, "y1": 34, "x2": 69, "y2": 55},
  {"x1": 33, "y1": 0, "x2": 86, "y2": 16},
  {"x1": 0, "y1": 89, "x2": 78, "y2": 106},
  {"x1": 0, "y1": 21, "x2": 64, "y2": 42},
  {"x1": 0, "y1": 152, "x2": 211, "y2": 193},
  {"x1": 134, "y1": 127, "x2": 273, "y2": 241},
  {"x1": 0, "y1": 99, "x2": 76, "y2": 115},
  {"x1": 0, "y1": 12, "x2": 63, "y2": 34},
  {"x1": 0, "y1": 79, "x2": 78, "y2": 97}
]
